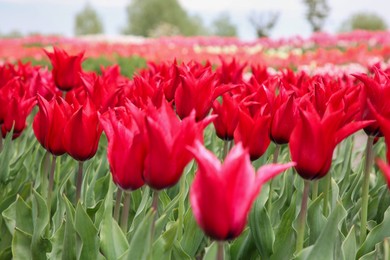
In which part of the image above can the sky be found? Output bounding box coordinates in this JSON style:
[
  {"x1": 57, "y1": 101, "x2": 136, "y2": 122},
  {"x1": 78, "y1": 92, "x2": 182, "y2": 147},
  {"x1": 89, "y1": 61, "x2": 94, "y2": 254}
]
[{"x1": 0, "y1": 0, "x2": 389, "y2": 40}]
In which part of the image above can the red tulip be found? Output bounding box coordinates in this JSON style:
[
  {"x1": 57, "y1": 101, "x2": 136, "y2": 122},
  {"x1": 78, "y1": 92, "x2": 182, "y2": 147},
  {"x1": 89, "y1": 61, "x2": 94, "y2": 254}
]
[
  {"x1": 234, "y1": 105, "x2": 271, "y2": 161},
  {"x1": 353, "y1": 69, "x2": 390, "y2": 136},
  {"x1": 100, "y1": 105, "x2": 145, "y2": 190},
  {"x1": 290, "y1": 108, "x2": 373, "y2": 179},
  {"x1": 270, "y1": 92, "x2": 297, "y2": 144},
  {"x1": 175, "y1": 65, "x2": 235, "y2": 121},
  {"x1": 33, "y1": 95, "x2": 71, "y2": 156},
  {"x1": 45, "y1": 47, "x2": 84, "y2": 91},
  {"x1": 212, "y1": 94, "x2": 240, "y2": 140},
  {"x1": 189, "y1": 141, "x2": 295, "y2": 240},
  {"x1": 0, "y1": 78, "x2": 35, "y2": 139},
  {"x1": 63, "y1": 97, "x2": 102, "y2": 161},
  {"x1": 143, "y1": 100, "x2": 213, "y2": 190}
]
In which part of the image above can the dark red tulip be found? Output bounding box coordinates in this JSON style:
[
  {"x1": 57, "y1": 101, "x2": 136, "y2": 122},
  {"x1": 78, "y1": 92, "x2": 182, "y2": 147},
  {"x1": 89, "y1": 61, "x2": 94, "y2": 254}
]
[
  {"x1": 189, "y1": 141, "x2": 295, "y2": 240},
  {"x1": 143, "y1": 100, "x2": 213, "y2": 190},
  {"x1": 63, "y1": 97, "x2": 102, "y2": 161},
  {"x1": 45, "y1": 47, "x2": 84, "y2": 91},
  {"x1": 33, "y1": 95, "x2": 71, "y2": 156},
  {"x1": 100, "y1": 105, "x2": 145, "y2": 190}
]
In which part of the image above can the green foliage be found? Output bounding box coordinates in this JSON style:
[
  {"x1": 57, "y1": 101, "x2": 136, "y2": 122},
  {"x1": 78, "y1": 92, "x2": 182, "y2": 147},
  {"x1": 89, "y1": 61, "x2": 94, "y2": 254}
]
[
  {"x1": 339, "y1": 12, "x2": 387, "y2": 32},
  {"x1": 303, "y1": 0, "x2": 330, "y2": 32},
  {"x1": 74, "y1": 4, "x2": 104, "y2": 36},
  {"x1": 212, "y1": 13, "x2": 238, "y2": 37},
  {"x1": 122, "y1": 0, "x2": 207, "y2": 37}
]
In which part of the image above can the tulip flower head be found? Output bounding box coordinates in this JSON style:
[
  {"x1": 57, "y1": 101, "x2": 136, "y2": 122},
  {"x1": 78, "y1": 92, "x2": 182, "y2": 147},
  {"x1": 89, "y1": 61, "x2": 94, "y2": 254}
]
[
  {"x1": 63, "y1": 97, "x2": 102, "y2": 161},
  {"x1": 33, "y1": 95, "x2": 71, "y2": 156},
  {"x1": 189, "y1": 141, "x2": 295, "y2": 240},
  {"x1": 45, "y1": 47, "x2": 84, "y2": 91},
  {"x1": 143, "y1": 100, "x2": 214, "y2": 190},
  {"x1": 100, "y1": 105, "x2": 146, "y2": 191}
]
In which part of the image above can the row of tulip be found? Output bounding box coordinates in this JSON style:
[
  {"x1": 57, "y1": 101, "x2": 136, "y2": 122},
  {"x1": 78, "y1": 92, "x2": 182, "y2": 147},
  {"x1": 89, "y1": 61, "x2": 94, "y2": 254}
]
[
  {"x1": 1, "y1": 45, "x2": 390, "y2": 259},
  {"x1": 1, "y1": 31, "x2": 390, "y2": 69}
]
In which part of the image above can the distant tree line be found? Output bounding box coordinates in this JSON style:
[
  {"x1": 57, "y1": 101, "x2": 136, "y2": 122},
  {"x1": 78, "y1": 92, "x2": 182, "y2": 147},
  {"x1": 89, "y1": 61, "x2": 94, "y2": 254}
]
[{"x1": 71, "y1": 0, "x2": 387, "y2": 39}]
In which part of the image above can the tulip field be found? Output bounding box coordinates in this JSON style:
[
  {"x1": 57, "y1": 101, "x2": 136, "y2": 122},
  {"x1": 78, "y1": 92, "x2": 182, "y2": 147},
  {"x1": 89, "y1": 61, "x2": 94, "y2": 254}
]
[{"x1": 2, "y1": 31, "x2": 390, "y2": 260}]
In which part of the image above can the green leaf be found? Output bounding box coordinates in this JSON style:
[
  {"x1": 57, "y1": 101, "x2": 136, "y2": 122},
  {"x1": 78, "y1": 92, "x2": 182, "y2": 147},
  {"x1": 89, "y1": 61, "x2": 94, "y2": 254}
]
[
  {"x1": 48, "y1": 222, "x2": 65, "y2": 259},
  {"x1": 74, "y1": 202, "x2": 99, "y2": 260},
  {"x1": 203, "y1": 241, "x2": 229, "y2": 260},
  {"x1": 12, "y1": 228, "x2": 32, "y2": 260},
  {"x1": 230, "y1": 229, "x2": 258, "y2": 260},
  {"x1": 62, "y1": 195, "x2": 76, "y2": 260},
  {"x1": 100, "y1": 182, "x2": 129, "y2": 259},
  {"x1": 0, "y1": 129, "x2": 14, "y2": 184},
  {"x1": 31, "y1": 189, "x2": 50, "y2": 259},
  {"x1": 129, "y1": 187, "x2": 150, "y2": 237},
  {"x1": 2, "y1": 195, "x2": 33, "y2": 236},
  {"x1": 249, "y1": 199, "x2": 274, "y2": 259},
  {"x1": 342, "y1": 226, "x2": 356, "y2": 260},
  {"x1": 271, "y1": 193, "x2": 297, "y2": 260},
  {"x1": 180, "y1": 209, "x2": 205, "y2": 257},
  {"x1": 300, "y1": 202, "x2": 347, "y2": 260},
  {"x1": 152, "y1": 221, "x2": 179, "y2": 259},
  {"x1": 357, "y1": 207, "x2": 390, "y2": 258},
  {"x1": 126, "y1": 209, "x2": 155, "y2": 260},
  {"x1": 307, "y1": 194, "x2": 326, "y2": 244}
]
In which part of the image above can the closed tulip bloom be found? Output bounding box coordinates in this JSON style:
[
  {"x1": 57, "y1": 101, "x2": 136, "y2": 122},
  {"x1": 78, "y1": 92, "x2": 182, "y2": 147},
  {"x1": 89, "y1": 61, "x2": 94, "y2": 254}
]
[
  {"x1": 100, "y1": 105, "x2": 145, "y2": 190},
  {"x1": 63, "y1": 98, "x2": 102, "y2": 161},
  {"x1": 189, "y1": 141, "x2": 295, "y2": 240},
  {"x1": 143, "y1": 100, "x2": 213, "y2": 190},
  {"x1": 212, "y1": 94, "x2": 240, "y2": 140},
  {"x1": 33, "y1": 95, "x2": 71, "y2": 155},
  {"x1": 45, "y1": 47, "x2": 84, "y2": 91},
  {"x1": 234, "y1": 106, "x2": 271, "y2": 161},
  {"x1": 270, "y1": 93, "x2": 297, "y2": 144}
]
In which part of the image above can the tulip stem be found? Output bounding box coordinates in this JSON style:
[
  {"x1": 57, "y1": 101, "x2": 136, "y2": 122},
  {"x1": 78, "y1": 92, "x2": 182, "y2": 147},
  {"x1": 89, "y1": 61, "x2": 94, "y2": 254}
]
[
  {"x1": 296, "y1": 180, "x2": 310, "y2": 255},
  {"x1": 384, "y1": 238, "x2": 390, "y2": 260},
  {"x1": 312, "y1": 180, "x2": 318, "y2": 201},
  {"x1": 120, "y1": 191, "x2": 131, "y2": 232},
  {"x1": 0, "y1": 137, "x2": 3, "y2": 153},
  {"x1": 323, "y1": 172, "x2": 331, "y2": 217},
  {"x1": 76, "y1": 161, "x2": 84, "y2": 203},
  {"x1": 114, "y1": 188, "x2": 123, "y2": 222},
  {"x1": 152, "y1": 190, "x2": 159, "y2": 214},
  {"x1": 217, "y1": 241, "x2": 224, "y2": 260},
  {"x1": 47, "y1": 155, "x2": 56, "y2": 214},
  {"x1": 360, "y1": 135, "x2": 374, "y2": 245},
  {"x1": 222, "y1": 140, "x2": 230, "y2": 160},
  {"x1": 267, "y1": 144, "x2": 281, "y2": 214}
]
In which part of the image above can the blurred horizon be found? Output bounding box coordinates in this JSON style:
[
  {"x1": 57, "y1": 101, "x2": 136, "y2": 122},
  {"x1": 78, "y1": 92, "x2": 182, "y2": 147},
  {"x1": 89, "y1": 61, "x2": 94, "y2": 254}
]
[{"x1": 0, "y1": 0, "x2": 389, "y2": 40}]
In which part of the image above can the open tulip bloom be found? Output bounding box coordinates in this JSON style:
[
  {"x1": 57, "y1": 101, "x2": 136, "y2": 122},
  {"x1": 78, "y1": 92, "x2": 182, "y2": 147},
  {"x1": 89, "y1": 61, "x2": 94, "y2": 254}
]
[{"x1": 188, "y1": 141, "x2": 295, "y2": 240}]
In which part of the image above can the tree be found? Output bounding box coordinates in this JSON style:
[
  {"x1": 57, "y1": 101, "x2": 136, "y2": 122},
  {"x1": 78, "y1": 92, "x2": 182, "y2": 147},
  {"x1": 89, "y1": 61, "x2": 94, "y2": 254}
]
[
  {"x1": 74, "y1": 4, "x2": 104, "y2": 36},
  {"x1": 212, "y1": 13, "x2": 237, "y2": 37},
  {"x1": 339, "y1": 12, "x2": 387, "y2": 32},
  {"x1": 303, "y1": 0, "x2": 330, "y2": 32},
  {"x1": 249, "y1": 11, "x2": 279, "y2": 38},
  {"x1": 122, "y1": 0, "x2": 206, "y2": 37}
]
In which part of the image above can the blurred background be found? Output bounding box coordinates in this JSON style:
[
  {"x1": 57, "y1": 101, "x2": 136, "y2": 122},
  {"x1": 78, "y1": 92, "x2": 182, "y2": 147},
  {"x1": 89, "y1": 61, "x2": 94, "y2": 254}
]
[{"x1": 0, "y1": 0, "x2": 388, "y2": 39}]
